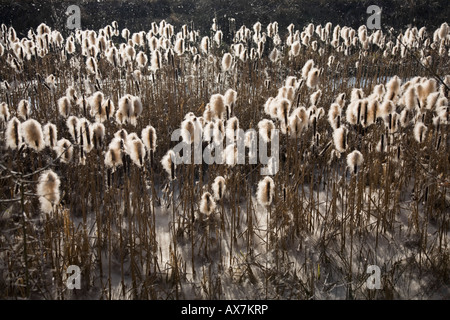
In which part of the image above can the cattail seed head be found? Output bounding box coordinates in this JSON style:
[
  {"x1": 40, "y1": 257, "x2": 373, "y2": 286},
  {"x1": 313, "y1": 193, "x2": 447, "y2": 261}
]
[
  {"x1": 5, "y1": 117, "x2": 21, "y2": 150},
  {"x1": 118, "y1": 94, "x2": 134, "y2": 123},
  {"x1": 20, "y1": 119, "x2": 44, "y2": 152},
  {"x1": 136, "y1": 51, "x2": 148, "y2": 67},
  {"x1": 181, "y1": 119, "x2": 196, "y2": 144},
  {"x1": 306, "y1": 67, "x2": 320, "y2": 88},
  {"x1": 346, "y1": 150, "x2": 364, "y2": 174},
  {"x1": 301, "y1": 59, "x2": 314, "y2": 79},
  {"x1": 225, "y1": 143, "x2": 238, "y2": 167},
  {"x1": 213, "y1": 120, "x2": 225, "y2": 144},
  {"x1": 333, "y1": 127, "x2": 348, "y2": 153},
  {"x1": 55, "y1": 138, "x2": 73, "y2": 163},
  {"x1": 413, "y1": 122, "x2": 427, "y2": 143},
  {"x1": 141, "y1": 125, "x2": 157, "y2": 152},
  {"x1": 210, "y1": 93, "x2": 226, "y2": 120},
  {"x1": 222, "y1": 52, "x2": 233, "y2": 72},
  {"x1": 404, "y1": 86, "x2": 418, "y2": 110},
  {"x1": 17, "y1": 99, "x2": 31, "y2": 120},
  {"x1": 86, "y1": 56, "x2": 98, "y2": 74},
  {"x1": 37, "y1": 170, "x2": 60, "y2": 214},
  {"x1": 224, "y1": 88, "x2": 237, "y2": 107},
  {"x1": 212, "y1": 176, "x2": 226, "y2": 201},
  {"x1": 43, "y1": 122, "x2": 57, "y2": 148},
  {"x1": 256, "y1": 176, "x2": 275, "y2": 207},
  {"x1": 276, "y1": 98, "x2": 291, "y2": 132},
  {"x1": 58, "y1": 96, "x2": 71, "y2": 118},
  {"x1": 77, "y1": 118, "x2": 93, "y2": 152},
  {"x1": 200, "y1": 192, "x2": 216, "y2": 216},
  {"x1": 127, "y1": 138, "x2": 146, "y2": 167},
  {"x1": 105, "y1": 142, "x2": 123, "y2": 170},
  {"x1": 161, "y1": 149, "x2": 176, "y2": 180},
  {"x1": 0, "y1": 102, "x2": 10, "y2": 123},
  {"x1": 328, "y1": 103, "x2": 342, "y2": 129},
  {"x1": 91, "y1": 122, "x2": 105, "y2": 149},
  {"x1": 150, "y1": 49, "x2": 162, "y2": 71},
  {"x1": 258, "y1": 118, "x2": 276, "y2": 143},
  {"x1": 288, "y1": 114, "x2": 305, "y2": 138}
]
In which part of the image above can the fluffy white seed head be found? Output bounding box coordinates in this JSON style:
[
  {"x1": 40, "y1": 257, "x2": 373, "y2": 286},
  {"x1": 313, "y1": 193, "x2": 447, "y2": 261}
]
[
  {"x1": 258, "y1": 118, "x2": 276, "y2": 143},
  {"x1": 288, "y1": 114, "x2": 305, "y2": 138},
  {"x1": 127, "y1": 138, "x2": 146, "y2": 167},
  {"x1": 333, "y1": 127, "x2": 348, "y2": 153},
  {"x1": 256, "y1": 176, "x2": 275, "y2": 207},
  {"x1": 89, "y1": 91, "x2": 104, "y2": 118},
  {"x1": 222, "y1": 52, "x2": 233, "y2": 72},
  {"x1": 301, "y1": 59, "x2": 314, "y2": 79},
  {"x1": 141, "y1": 125, "x2": 157, "y2": 152},
  {"x1": 20, "y1": 119, "x2": 44, "y2": 152},
  {"x1": 210, "y1": 94, "x2": 226, "y2": 120},
  {"x1": 200, "y1": 192, "x2": 216, "y2": 216},
  {"x1": 306, "y1": 67, "x2": 320, "y2": 88},
  {"x1": 58, "y1": 96, "x2": 71, "y2": 118},
  {"x1": 5, "y1": 117, "x2": 21, "y2": 150},
  {"x1": 328, "y1": 103, "x2": 342, "y2": 129},
  {"x1": 37, "y1": 170, "x2": 60, "y2": 214},
  {"x1": 161, "y1": 149, "x2": 176, "y2": 180},
  {"x1": 55, "y1": 138, "x2": 73, "y2": 163},
  {"x1": 91, "y1": 122, "x2": 105, "y2": 149},
  {"x1": 346, "y1": 150, "x2": 364, "y2": 174},
  {"x1": 181, "y1": 119, "x2": 196, "y2": 144},
  {"x1": 413, "y1": 122, "x2": 428, "y2": 143},
  {"x1": 17, "y1": 99, "x2": 31, "y2": 120},
  {"x1": 212, "y1": 176, "x2": 226, "y2": 201},
  {"x1": 118, "y1": 94, "x2": 134, "y2": 123},
  {"x1": 43, "y1": 122, "x2": 57, "y2": 148},
  {"x1": 225, "y1": 143, "x2": 237, "y2": 167},
  {"x1": 0, "y1": 102, "x2": 10, "y2": 123}
]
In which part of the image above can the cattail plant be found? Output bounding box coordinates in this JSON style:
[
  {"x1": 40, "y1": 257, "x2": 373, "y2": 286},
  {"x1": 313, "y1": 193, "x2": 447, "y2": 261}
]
[
  {"x1": 225, "y1": 144, "x2": 238, "y2": 167},
  {"x1": 55, "y1": 138, "x2": 73, "y2": 163},
  {"x1": 257, "y1": 176, "x2": 275, "y2": 207},
  {"x1": 328, "y1": 103, "x2": 342, "y2": 129},
  {"x1": 86, "y1": 56, "x2": 98, "y2": 75},
  {"x1": 20, "y1": 119, "x2": 44, "y2": 152},
  {"x1": 37, "y1": 170, "x2": 61, "y2": 214},
  {"x1": 104, "y1": 138, "x2": 123, "y2": 170},
  {"x1": 118, "y1": 94, "x2": 134, "y2": 124},
  {"x1": 89, "y1": 91, "x2": 104, "y2": 118},
  {"x1": 141, "y1": 125, "x2": 157, "y2": 166},
  {"x1": 333, "y1": 126, "x2": 348, "y2": 153},
  {"x1": 91, "y1": 122, "x2": 105, "y2": 149},
  {"x1": 413, "y1": 122, "x2": 428, "y2": 143},
  {"x1": 5, "y1": 117, "x2": 21, "y2": 150},
  {"x1": 0, "y1": 102, "x2": 10, "y2": 124},
  {"x1": 150, "y1": 49, "x2": 162, "y2": 72},
  {"x1": 78, "y1": 118, "x2": 93, "y2": 153},
  {"x1": 258, "y1": 119, "x2": 276, "y2": 143},
  {"x1": 301, "y1": 59, "x2": 314, "y2": 79},
  {"x1": 43, "y1": 122, "x2": 57, "y2": 149},
  {"x1": 306, "y1": 67, "x2": 320, "y2": 89},
  {"x1": 221, "y1": 53, "x2": 233, "y2": 72},
  {"x1": 257, "y1": 176, "x2": 275, "y2": 254},
  {"x1": 58, "y1": 96, "x2": 71, "y2": 118},
  {"x1": 126, "y1": 137, "x2": 146, "y2": 167},
  {"x1": 346, "y1": 150, "x2": 364, "y2": 174},
  {"x1": 226, "y1": 116, "x2": 239, "y2": 142},
  {"x1": 161, "y1": 149, "x2": 176, "y2": 180},
  {"x1": 17, "y1": 99, "x2": 31, "y2": 120},
  {"x1": 200, "y1": 192, "x2": 216, "y2": 216}
]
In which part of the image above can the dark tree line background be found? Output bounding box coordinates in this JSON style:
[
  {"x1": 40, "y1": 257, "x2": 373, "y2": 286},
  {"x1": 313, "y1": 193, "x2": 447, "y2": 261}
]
[{"x1": 0, "y1": 0, "x2": 449, "y2": 39}]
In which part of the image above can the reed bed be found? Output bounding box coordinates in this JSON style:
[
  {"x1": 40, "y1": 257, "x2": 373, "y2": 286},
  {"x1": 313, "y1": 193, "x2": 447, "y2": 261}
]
[{"x1": 0, "y1": 20, "x2": 449, "y2": 299}]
